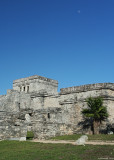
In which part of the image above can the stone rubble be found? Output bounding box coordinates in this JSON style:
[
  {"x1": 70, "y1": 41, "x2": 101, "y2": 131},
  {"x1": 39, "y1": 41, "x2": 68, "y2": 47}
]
[{"x1": 75, "y1": 135, "x2": 88, "y2": 145}]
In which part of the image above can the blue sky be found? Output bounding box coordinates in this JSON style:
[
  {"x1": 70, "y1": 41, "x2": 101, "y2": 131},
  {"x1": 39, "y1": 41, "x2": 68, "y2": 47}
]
[{"x1": 0, "y1": 0, "x2": 114, "y2": 95}]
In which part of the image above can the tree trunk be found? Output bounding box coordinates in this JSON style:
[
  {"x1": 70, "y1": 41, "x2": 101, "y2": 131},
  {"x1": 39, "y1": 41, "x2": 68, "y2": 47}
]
[{"x1": 93, "y1": 120, "x2": 100, "y2": 134}]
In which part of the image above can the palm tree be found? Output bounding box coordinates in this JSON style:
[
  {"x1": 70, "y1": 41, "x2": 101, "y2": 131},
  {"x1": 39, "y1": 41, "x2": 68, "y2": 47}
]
[{"x1": 82, "y1": 97, "x2": 108, "y2": 134}]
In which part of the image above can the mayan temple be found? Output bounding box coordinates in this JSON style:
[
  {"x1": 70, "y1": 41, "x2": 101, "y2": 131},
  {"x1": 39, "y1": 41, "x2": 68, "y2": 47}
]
[{"x1": 0, "y1": 75, "x2": 114, "y2": 140}]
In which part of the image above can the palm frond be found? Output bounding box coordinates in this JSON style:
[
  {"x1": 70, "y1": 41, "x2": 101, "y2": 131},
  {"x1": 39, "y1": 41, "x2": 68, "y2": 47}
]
[{"x1": 82, "y1": 97, "x2": 108, "y2": 121}]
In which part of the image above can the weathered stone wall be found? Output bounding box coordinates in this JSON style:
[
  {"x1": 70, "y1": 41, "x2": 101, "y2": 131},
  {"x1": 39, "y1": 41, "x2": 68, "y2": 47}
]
[
  {"x1": 0, "y1": 76, "x2": 114, "y2": 140},
  {"x1": 0, "y1": 89, "x2": 32, "y2": 112},
  {"x1": 0, "y1": 89, "x2": 32, "y2": 140},
  {"x1": 13, "y1": 75, "x2": 58, "y2": 94},
  {"x1": 60, "y1": 83, "x2": 114, "y2": 94},
  {"x1": 0, "y1": 111, "x2": 28, "y2": 140},
  {"x1": 60, "y1": 85, "x2": 114, "y2": 134}
]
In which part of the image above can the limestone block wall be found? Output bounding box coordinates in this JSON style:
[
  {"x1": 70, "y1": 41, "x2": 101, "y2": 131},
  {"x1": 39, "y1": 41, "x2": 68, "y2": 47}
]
[
  {"x1": 32, "y1": 108, "x2": 62, "y2": 139},
  {"x1": 30, "y1": 96, "x2": 44, "y2": 109},
  {"x1": 0, "y1": 111, "x2": 27, "y2": 140},
  {"x1": 60, "y1": 83, "x2": 114, "y2": 94},
  {"x1": 0, "y1": 89, "x2": 32, "y2": 140},
  {"x1": 60, "y1": 83, "x2": 114, "y2": 134},
  {"x1": 0, "y1": 95, "x2": 7, "y2": 111},
  {"x1": 19, "y1": 92, "x2": 31, "y2": 110},
  {"x1": 44, "y1": 95, "x2": 60, "y2": 108},
  {"x1": 0, "y1": 90, "x2": 20, "y2": 112},
  {"x1": 0, "y1": 89, "x2": 32, "y2": 112},
  {"x1": 19, "y1": 83, "x2": 114, "y2": 137},
  {"x1": 31, "y1": 107, "x2": 77, "y2": 139},
  {"x1": 28, "y1": 91, "x2": 60, "y2": 109}
]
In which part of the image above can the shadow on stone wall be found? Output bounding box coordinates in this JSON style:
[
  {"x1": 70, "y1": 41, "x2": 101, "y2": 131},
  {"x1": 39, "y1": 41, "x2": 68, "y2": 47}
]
[
  {"x1": 78, "y1": 119, "x2": 114, "y2": 134},
  {"x1": 78, "y1": 118, "x2": 93, "y2": 134},
  {"x1": 106, "y1": 124, "x2": 114, "y2": 134}
]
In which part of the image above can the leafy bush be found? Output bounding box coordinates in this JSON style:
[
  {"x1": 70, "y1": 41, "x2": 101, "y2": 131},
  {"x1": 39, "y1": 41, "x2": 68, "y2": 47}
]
[{"x1": 26, "y1": 131, "x2": 34, "y2": 140}]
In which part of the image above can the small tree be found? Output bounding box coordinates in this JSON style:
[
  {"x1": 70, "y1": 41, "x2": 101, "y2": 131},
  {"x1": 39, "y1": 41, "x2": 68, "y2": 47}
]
[{"x1": 82, "y1": 97, "x2": 108, "y2": 134}]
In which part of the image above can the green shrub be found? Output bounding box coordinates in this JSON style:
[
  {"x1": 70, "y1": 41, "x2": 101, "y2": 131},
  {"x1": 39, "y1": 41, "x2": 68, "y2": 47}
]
[{"x1": 26, "y1": 131, "x2": 34, "y2": 140}]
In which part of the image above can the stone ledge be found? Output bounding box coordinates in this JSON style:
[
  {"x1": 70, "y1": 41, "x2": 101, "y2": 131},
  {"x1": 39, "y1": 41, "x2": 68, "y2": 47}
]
[
  {"x1": 13, "y1": 75, "x2": 58, "y2": 84},
  {"x1": 60, "y1": 83, "x2": 114, "y2": 94}
]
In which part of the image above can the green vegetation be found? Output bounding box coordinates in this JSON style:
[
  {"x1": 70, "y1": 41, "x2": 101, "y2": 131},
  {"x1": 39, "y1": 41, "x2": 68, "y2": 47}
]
[
  {"x1": 0, "y1": 140, "x2": 114, "y2": 160},
  {"x1": 88, "y1": 134, "x2": 114, "y2": 141},
  {"x1": 51, "y1": 134, "x2": 82, "y2": 140},
  {"x1": 26, "y1": 131, "x2": 34, "y2": 140},
  {"x1": 51, "y1": 134, "x2": 114, "y2": 141},
  {"x1": 82, "y1": 97, "x2": 108, "y2": 134}
]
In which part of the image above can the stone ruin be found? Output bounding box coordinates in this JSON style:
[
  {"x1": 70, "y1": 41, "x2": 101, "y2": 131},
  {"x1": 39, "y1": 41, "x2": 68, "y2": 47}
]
[{"x1": 0, "y1": 75, "x2": 114, "y2": 140}]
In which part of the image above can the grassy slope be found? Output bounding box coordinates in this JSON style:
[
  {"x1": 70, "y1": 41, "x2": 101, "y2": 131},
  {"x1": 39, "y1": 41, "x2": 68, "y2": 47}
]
[
  {"x1": 51, "y1": 134, "x2": 114, "y2": 141},
  {"x1": 0, "y1": 141, "x2": 114, "y2": 160}
]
